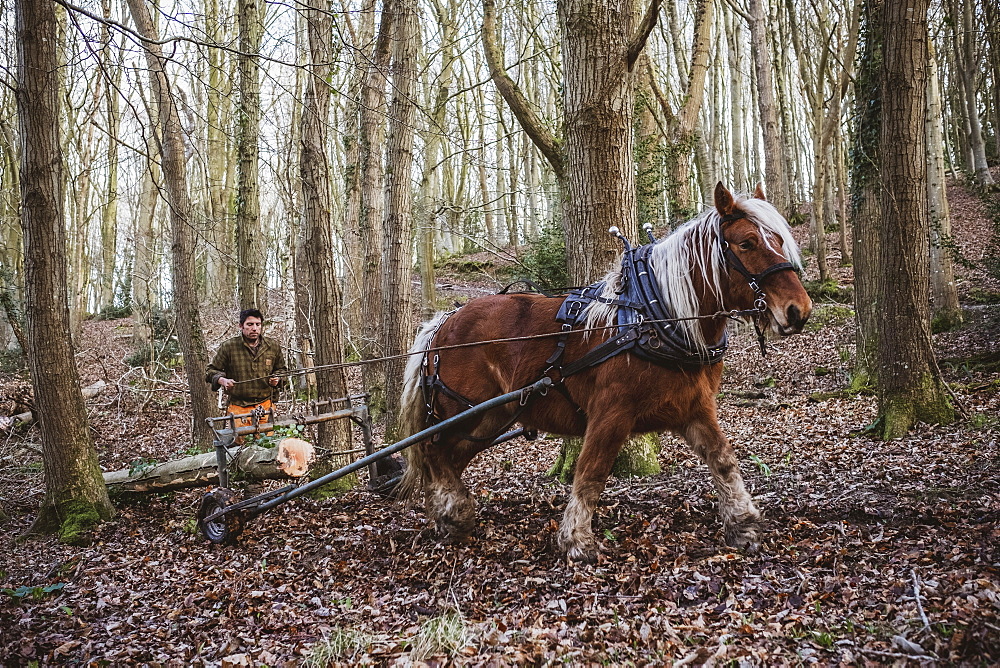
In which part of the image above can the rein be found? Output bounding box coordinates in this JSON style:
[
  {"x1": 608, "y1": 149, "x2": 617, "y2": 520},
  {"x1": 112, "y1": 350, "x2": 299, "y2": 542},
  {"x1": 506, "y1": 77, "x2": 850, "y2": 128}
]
[
  {"x1": 231, "y1": 309, "x2": 759, "y2": 386},
  {"x1": 238, "y1": 212, "x2": 794, "y2": 387}
]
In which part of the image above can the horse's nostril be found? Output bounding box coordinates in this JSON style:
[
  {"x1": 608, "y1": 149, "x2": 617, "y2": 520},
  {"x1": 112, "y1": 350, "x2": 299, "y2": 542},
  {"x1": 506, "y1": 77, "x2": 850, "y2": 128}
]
[{"x1": 787, "y1": 304, "x2": 803, "y2": 327}]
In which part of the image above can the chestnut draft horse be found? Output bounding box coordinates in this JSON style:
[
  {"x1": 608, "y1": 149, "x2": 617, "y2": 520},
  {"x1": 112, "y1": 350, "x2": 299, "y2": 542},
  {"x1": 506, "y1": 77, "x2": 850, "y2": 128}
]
[{"x1": 398, "y1": 183, "x2": 812, "y2": 561}]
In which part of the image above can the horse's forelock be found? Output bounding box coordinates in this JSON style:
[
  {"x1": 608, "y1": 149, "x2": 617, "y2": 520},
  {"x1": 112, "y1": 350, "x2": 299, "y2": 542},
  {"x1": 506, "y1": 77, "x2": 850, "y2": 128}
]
[{"x1": 738, "y1": 198, "x2": 802, "y2": 268}]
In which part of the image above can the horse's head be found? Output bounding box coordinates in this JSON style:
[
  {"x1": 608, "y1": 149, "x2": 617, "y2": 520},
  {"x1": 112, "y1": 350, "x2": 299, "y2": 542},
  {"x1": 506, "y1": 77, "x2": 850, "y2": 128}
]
[{"x1": 714, "y1": 182, "x2": 812, "y2": 336}]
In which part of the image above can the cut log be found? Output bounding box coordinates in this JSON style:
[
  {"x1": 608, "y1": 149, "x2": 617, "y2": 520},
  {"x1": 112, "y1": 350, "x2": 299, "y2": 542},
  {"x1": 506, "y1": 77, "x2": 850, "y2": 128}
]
[
  {"x1": 104, "y1": 437, "x2": 315, "y2": 494},
  {"x1": 1, "y1": 380, "x2": 106, "y2": 431}
]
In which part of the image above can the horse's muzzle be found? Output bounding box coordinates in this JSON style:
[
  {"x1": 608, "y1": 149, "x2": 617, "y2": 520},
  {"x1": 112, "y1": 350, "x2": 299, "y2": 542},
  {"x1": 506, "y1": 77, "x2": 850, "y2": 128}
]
[{"x1": 776, "y1": 303, "x2": 810, "y2": 335}]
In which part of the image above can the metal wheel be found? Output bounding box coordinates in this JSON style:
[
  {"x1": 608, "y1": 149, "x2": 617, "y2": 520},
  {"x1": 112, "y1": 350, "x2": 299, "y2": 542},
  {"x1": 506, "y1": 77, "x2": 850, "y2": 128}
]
[{"x1": 197, "y1": 488, "x2": 244, "y2": 544}]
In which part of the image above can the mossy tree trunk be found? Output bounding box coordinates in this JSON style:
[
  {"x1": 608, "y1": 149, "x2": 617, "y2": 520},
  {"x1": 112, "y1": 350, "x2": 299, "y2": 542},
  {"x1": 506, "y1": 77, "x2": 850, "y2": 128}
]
[
  {"x1": 17, "y1": 0, "x2": 114, "y2": 543},
  {"x1": 549, "y1": 432, "x2": 661, "y2": 483},
  {"x1": 850, "y1": 0, "x2": 883, "y2": 388},
  {"x1": 868, "y1": 0, "x2": 954, "y2": 438}
]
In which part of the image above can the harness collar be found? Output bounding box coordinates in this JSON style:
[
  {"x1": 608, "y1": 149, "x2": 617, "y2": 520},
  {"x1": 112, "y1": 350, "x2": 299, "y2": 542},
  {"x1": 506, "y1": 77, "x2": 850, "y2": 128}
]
[{"x1": 556, "y1": 237, "x2": 727, "y2": 369}]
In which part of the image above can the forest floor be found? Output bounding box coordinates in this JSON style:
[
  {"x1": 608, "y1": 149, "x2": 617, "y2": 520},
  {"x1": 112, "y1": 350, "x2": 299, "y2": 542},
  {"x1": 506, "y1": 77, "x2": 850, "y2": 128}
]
[{"x1": 1, "y1": 180, "x2": 999, "y2": 666}]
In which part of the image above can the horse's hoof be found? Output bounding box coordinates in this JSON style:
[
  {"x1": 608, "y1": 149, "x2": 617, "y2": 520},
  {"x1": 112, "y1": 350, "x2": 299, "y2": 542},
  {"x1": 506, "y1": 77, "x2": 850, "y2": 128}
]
[
  {"x1": 558, "y1": 532, "x2": 599, "y2": 563},
  {"x1": 434, "y1": 515, "x2": 475, "y2": 540},
  {"x1": 725, "y1": 522, "x2": 761, "y2": 554},
  {"x1": 564, "y1": 543, "x2": 599, "y2": 564}
]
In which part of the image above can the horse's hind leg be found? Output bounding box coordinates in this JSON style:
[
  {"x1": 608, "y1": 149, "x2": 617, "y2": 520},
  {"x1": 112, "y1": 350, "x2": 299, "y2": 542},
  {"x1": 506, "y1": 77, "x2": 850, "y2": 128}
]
[{"x1": 684, "y1": 418, "x2": 761, "y2": 553}]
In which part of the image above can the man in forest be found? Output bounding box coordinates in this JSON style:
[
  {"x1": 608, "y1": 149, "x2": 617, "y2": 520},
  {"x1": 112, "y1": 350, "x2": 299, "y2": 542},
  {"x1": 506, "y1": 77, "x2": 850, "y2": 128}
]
[{"x1": 205, "y1": 309, "x2": 287, "y2": 436}]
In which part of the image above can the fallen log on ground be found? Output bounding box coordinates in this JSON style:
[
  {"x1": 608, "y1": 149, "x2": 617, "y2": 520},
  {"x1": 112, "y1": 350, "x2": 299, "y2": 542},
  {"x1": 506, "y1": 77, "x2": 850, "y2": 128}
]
[
  {"x1": 1, "y1": 381, "x2": 107, "y2": 431},
  {"x1": 104, "y1": 438, "x2": 314, "y2": 494}
]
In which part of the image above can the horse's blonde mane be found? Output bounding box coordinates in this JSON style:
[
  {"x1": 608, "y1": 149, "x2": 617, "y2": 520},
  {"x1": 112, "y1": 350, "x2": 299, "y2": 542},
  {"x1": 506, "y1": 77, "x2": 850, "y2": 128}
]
[{"x1": 583, "y1": 196, "x2": 802, "y2": 354}]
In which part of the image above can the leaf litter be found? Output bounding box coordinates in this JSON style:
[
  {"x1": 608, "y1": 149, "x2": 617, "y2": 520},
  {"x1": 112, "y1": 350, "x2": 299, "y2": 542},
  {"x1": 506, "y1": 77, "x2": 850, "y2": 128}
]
[{"x1": 1, "y1": 181, "x2": 999, "y2": 665}]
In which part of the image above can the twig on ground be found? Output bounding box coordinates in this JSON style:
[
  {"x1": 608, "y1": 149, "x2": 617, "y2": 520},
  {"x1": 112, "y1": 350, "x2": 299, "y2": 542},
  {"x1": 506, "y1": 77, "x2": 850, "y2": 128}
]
[
  {"x1": 912, "y1": 568, "x2": 931, "y2": 631},
  {"x1": 859, "y1": 648, "x2": 937, "y2": 661}
]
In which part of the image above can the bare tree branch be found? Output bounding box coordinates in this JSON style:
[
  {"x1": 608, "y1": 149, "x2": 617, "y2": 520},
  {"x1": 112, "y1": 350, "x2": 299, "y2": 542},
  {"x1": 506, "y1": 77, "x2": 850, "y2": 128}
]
[
  {"x1": 481, "y1": 0, "x2": 564, "y2": 178},
  {"x1": 626, "y1": 0, "x2": 661, "y2": 71}
]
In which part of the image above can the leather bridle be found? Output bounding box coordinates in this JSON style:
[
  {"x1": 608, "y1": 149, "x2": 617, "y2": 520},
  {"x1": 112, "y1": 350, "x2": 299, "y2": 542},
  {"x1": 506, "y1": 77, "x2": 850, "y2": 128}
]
[
  {"x1": 718, "y1": 210, "x2": 798, "y2": 354},
  {"x1": 718, "y1": 211, "x2": 797, "y2": 315}
]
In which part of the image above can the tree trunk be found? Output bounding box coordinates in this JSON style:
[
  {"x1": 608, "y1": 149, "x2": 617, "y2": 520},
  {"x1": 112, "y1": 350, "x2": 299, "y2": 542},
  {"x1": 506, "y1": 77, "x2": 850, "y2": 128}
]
[
  {"x1": 300, "y1": 0, "x2": 355, "y2": 490},
  {"x1": 358, "y1": 1, "x2": 394, "y2": 413},
  {"x1": 16, "y1": 0, "x2": 114, "y2": 542},
  {"x1": 103, "y1": 441, "x2": 311, "y2": 494},
  {"x1": 204, "y1": 0, "x2": 234, "y2": 302},
  {"x1": 872, "y1": 0, "x2": 953, "y2": 438},
  {"x1": 126, "y1": 0, "x2": 215, "y2": 448},
  {"x1": 484, "y1": 0, "x2": 661, "y2": 479},
  {"x1": 747, "y1": 0, "x2": 790, "y2": 213},
  {"x1": 381, "y1": 0, "x2": 419, "y2": 442},
  {"x1": 98, "y1": 0, "x2": 121, "y2": 310},
  {"x1": 851, "y1": 0, "x2": 883, "y2": 382},
  {"x1": 660, "y1": 0, "x2": 713, "y2": 222},
  {"x1": 726, "y1": 9, "x2": 748, "y2": 191},
  {"x1": 131, "y1": 136, "x2": 159, "y2": 352},
  {"x1": 417, "y1": 0, "x2": 459, "y2": 319},
  {"x1": 340, "y1": 3, "x2": 373, "y2": 352},
  {"x1": 954, "y1": 0, "x2": 994, "y2": 186},
  {"x1": 235, "y1": 0, "x2": 267, "y2": 309},
  {"x1": 926, "y1": 40, "x2": 962, "y2": 330},
  {"x1": 559, "y1": 0, "x2": 639, "y2": 281}
]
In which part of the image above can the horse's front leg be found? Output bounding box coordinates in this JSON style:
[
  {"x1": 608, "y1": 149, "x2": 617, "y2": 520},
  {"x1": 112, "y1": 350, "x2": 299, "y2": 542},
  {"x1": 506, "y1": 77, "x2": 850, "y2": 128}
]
[
  {"x1": 684, "y1": 418, "x2": 761, "y2": 553},
  {"x1": 557, "y1": 419, "x2": 632, "y2": 562}
]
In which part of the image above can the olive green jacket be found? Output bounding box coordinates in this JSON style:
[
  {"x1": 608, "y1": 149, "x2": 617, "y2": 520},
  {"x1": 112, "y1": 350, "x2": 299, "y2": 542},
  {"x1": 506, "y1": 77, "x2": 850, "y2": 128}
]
[{"x1": 205, "y1": 336, "x2": 287, "y2": 406}]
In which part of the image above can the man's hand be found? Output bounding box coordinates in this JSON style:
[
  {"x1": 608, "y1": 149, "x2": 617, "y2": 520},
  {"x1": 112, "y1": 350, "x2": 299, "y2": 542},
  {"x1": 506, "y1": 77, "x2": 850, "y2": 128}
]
[
  {"x1": 219, "y1": 378, "x2": 236, "y2": 390},
  {"x1": 268, "y1": 377, "x2": 280, "y2": 387}
]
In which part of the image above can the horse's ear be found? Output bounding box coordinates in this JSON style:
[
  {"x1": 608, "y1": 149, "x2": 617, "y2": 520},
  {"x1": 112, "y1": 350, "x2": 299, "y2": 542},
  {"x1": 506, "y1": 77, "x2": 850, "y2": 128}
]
[
  {"x1": 752, "y1": 182, "x2": 767, "y2": 201},
  {"x1": 714, "y1": 182, "x2": 736, "y2": 216}
]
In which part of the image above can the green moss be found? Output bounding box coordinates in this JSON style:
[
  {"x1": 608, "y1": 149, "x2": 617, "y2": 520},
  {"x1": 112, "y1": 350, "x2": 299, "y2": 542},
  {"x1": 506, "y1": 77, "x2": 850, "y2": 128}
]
[
  {"x1": 307, "y1": 475, "x2": 357, "y2": 499},
  {"x1": 548, "y1": 434, "x2": 661, "y2": 482},
  {"x1": 875, "y1": 373, "x2": 954, "y2": 439},
  {"x1": 547, "y1": 437, "x2": 581, "y2": 484},
  {"x1": 967, "y1": 288, "x2": 1000, "y2": 305},
  {"x1": 802, "y1": 279, "x2": 854, "y2": 304},
  {"x1": 57, "y1": 500, "x2": 104, "y2": 546},
  {"x1": 931, "y1": 310, "x2": 964, "y2": 333},
  {"x1": 437, "y1": 258, "x2": 494, "y2": 274},
  {"x1": 611, "y1": 433, "x2": 661, "y2": 479},
  {"x1": 806, "y1": 303, "x2": 856, "y2": 332}
]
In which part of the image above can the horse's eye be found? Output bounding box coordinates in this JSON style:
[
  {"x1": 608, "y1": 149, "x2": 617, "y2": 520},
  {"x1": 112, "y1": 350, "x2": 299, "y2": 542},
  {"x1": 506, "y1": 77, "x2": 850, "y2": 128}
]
[{"x1": 738, "y1": 240, "x2": 755, "y2": 251}]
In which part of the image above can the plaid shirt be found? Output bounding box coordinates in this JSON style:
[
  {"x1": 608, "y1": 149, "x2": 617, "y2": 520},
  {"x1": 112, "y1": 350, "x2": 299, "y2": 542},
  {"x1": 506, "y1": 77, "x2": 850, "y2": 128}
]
[{"x1": 205, "y1": 335, "x2": 288, "y2": 407}]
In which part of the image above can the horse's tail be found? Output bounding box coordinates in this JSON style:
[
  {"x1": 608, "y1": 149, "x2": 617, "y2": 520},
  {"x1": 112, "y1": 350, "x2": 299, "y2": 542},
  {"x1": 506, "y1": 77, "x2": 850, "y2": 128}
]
[{"x1": 396, "y1": 311, "x2": 450, "y2": 501}]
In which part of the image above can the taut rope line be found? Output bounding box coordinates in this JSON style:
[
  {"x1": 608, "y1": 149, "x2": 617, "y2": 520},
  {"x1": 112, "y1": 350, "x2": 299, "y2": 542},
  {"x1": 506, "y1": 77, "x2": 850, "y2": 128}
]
[{"x1": 233, "y1": 307, "x2": 766, "y2": 386}]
